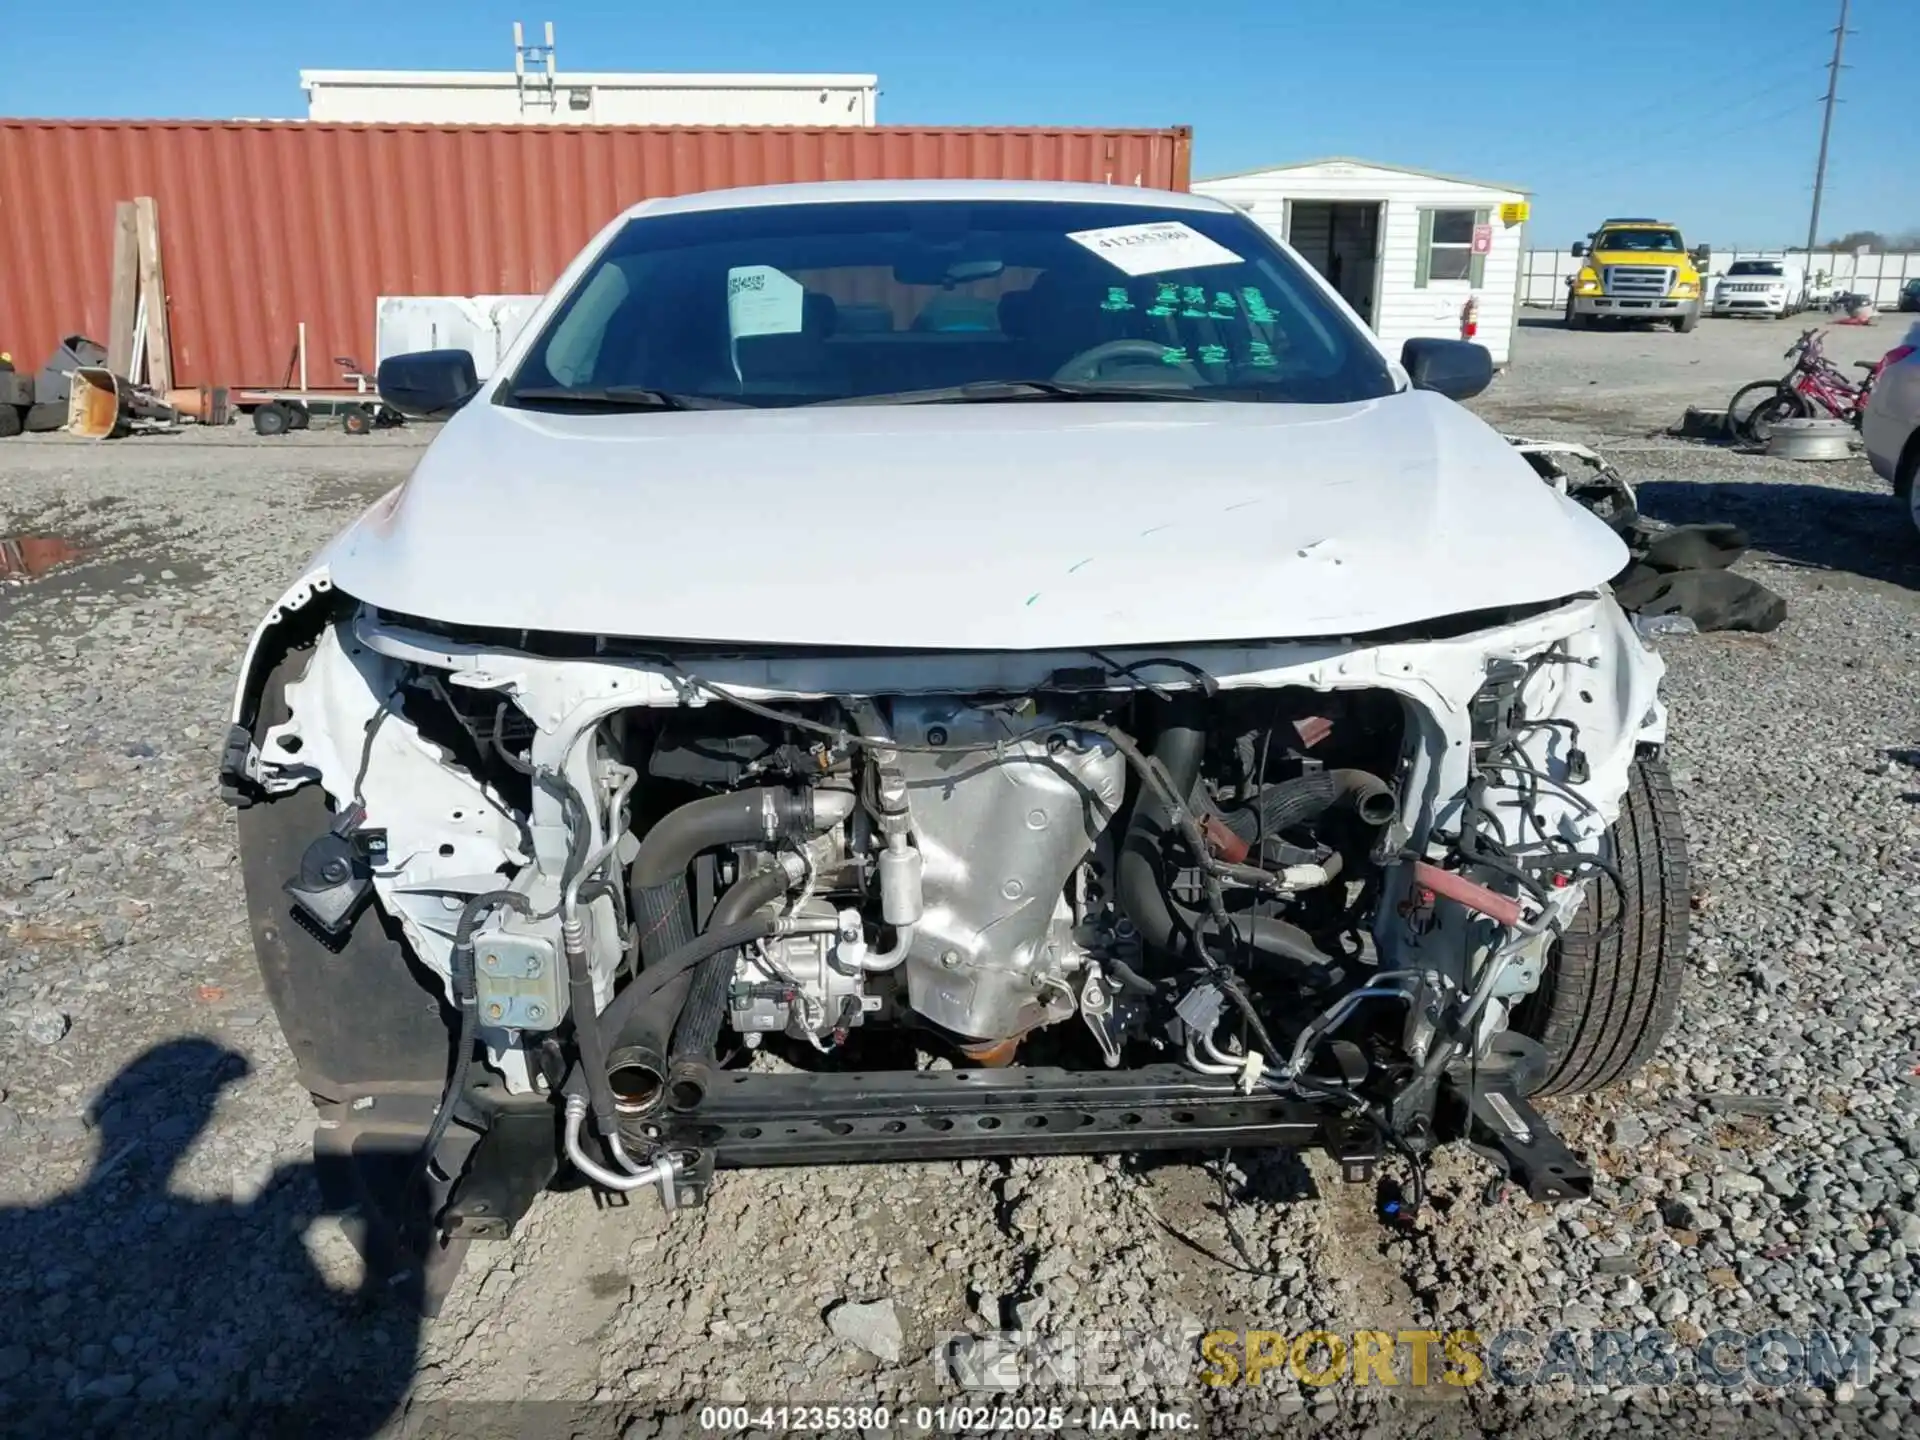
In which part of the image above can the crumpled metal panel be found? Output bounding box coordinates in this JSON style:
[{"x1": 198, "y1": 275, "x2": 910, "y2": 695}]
[{"x1": 0, "y1": 120, "x2": 1193, "y2": 388}]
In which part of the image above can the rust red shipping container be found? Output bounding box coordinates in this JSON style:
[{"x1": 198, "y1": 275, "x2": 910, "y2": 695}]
[{"x1": 0, "y1": 120, "x2": 1193, "y2": 389}]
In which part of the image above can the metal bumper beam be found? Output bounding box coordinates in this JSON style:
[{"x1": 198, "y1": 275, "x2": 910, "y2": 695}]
[{"x1": 629, "y1": 1063, "x2": 1361, "y2": 1168}]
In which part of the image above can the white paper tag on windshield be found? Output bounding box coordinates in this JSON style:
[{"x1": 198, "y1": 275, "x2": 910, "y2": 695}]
[
  {"x1": 727, "y1": 264, "x2": 805, "y2": 338},
  {"x1": 1065, "y1": 220, "x2": 1242, "y2": 276}
]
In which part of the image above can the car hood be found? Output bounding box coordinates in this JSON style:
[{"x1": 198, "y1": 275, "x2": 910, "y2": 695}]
[
  {"x1": 1591, "y1": 250, "x2": 1693, "y2": 270},
  {"x1": 320, "y1": 391, "x2": 1630, "y2": 650}
]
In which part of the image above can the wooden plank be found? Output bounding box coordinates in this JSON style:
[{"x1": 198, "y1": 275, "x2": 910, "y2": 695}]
[
  {"x1": 106, "y1": 201, "x2": 139, "y2": 377},
  {"x1": 133, "y1": 196, "x2": 172, "y2": 392}
]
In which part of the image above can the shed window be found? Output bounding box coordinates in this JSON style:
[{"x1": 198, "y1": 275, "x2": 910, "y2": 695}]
[{"x1": 1417, "y1": 208, "x2": 1489, "y2": 288}]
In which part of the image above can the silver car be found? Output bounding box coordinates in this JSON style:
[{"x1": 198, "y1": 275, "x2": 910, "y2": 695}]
[{"x1": 1861, "y1": 324, "x2": 1920, "y2": 536}]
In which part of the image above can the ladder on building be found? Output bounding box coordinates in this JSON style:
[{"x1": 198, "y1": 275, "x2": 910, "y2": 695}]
[{"x1": 513, "y1": 21, "x2": 558, "y2": 115}]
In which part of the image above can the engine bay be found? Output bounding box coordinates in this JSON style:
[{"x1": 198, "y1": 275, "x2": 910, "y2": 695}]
[{"x1": 230, "y1": 588, "x2": 1666, "y2": 1213}]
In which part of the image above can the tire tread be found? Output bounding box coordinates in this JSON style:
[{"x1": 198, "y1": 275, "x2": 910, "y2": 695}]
[{"x1": 1519, "y1": 755, "x2": 1690, "y2": 1095}]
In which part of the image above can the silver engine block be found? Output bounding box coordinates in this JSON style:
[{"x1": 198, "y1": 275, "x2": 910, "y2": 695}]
[{"x1": 885, "y1": 698, "x2": 1127, "y2": 1040}]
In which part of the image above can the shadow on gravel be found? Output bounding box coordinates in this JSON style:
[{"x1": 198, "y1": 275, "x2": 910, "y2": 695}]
[
  {"x1": 0, "y1": 1039, "x2": 421, "y2": 1438},
  {"x1": 1119, "y1": 1148, "x2": 1322, "y2": 1278},
  {"x1": 1635, "y1": 479, "x2": 1920, "y2": 592}
]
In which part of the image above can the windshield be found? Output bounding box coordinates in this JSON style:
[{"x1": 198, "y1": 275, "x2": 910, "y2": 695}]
[
  {"x1": 1728, "y1": 261, "x2": 1783, "y2": 277},
  {"x1": 504, "y1": 198, "x2": 1396, "y2": 408},
  {"x1": 1595, "y1": 228, "x2": 1685, "y2": 253}
]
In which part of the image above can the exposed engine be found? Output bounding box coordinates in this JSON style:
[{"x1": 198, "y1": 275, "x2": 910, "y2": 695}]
[
  {"x1": 239, "y1": 593, "x2": 1664, "y2": 1211},
  {"x1": 615, "y1": 687, "x2": 1404, "y2": 1073}
]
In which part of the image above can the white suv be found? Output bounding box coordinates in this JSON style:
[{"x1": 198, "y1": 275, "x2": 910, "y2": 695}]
[{"x1": 1711, "y1": 260, "x2": 1807, "y2": 319}]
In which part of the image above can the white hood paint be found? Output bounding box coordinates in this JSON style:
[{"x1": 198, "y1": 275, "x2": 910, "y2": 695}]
[{"x1": 321, "y1": 391, "x2": 1629, "y2": 650}]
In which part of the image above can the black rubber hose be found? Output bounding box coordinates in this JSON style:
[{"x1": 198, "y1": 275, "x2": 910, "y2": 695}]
[
  {"x1": 408, "y1": 889, "x2": 531, "y2": 1232},
  {"x1": 629, "y1": 786, "x2": 818, "y2": 983},
  {"x1": 631, "y1": 789, "x2": 814, "y2": 889},
  {"x1": 671, "y1": 865, "x2": 792, "y2": 1064},
  {"x1": 1220, "y1": 770, "x2": 1339, "y2": 842},
  {"x1": 1116, "y1": 702, "x2": 1335, "y2": 972},
  {"x1": 603, "y1": 915, "x2": 793, "y2": 1054},
  {"x1": 1329, "y1": 768, "x2": 1397, "y2": 827}
]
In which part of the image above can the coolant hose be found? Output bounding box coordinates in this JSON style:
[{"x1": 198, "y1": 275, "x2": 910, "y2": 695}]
[
  {"x1": 615, "y1": 786, "x2": 850, "y2": 1109},
  {"x1": 671, "y1": 865, "x2": 793, "y2": 1074},
  {"x1": 628, "y1": 787, "x2": 850, "y2": 964},
  {"x1": 1329, "y1": 768, "x2": 1398, "y2": 827},
  {"x1": 1116, "y1": 702, "x2": 1335, "y2": 972},
  {"x1": 630, "y1": 791, "x2": 796, "y2": 975},
  {"x1": 604, "y1": 913, "x2": 838, "y2": 1067},
  {"x1": 1219, "y1": 769, "x2": 1339, "y2": 845}
]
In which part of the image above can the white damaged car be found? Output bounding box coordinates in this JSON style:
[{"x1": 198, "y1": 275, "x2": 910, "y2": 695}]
[{"x1": 221, "y1": 181, "x2": 1686, "y2": 1294}]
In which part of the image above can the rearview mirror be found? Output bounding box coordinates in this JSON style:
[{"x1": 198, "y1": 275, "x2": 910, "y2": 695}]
[
  {"x1": 892, "y1": 254, "x2": 1006, "y2": 287},
  {"x1": 377, "y1": 349, "x2": 480, "y2": 418},
  {"x1": 1402, "y1": 338, "x2": 1493, "y2": 401},
  {"x1": 1570, "y1": 241, "x2": 1588, "y2": 258},
  {"x1": 1690, "y1": 246, "x2": 1710, "y2": 264}
]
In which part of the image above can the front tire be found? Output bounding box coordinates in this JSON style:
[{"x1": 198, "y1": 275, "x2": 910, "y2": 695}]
[
  {"x1": 1515, "y1": 756, "x2": 1690, "y2": 1096},
  {"x1": 1747, "y1": 391, "x2": 1809, "y2": 444},
  {"x1": 1672, "y1": 310, "x2": 1699, "y2": 333}
]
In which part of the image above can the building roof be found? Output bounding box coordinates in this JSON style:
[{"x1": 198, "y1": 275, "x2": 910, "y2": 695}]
[
  {"x1": 300, "y1": 69, "x2": 878, "y2": 92},
  {"x1": 1196, "y1": 156, "x2": 1530, "y2": 196}
]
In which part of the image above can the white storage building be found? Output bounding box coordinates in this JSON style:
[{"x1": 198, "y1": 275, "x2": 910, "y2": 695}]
[
  {"x1": 302, "y1": 69, "x2": 878, "y2": 127},
  {"x1": 1194, "y1": 158, "x2": 1531, "y2": 366}
]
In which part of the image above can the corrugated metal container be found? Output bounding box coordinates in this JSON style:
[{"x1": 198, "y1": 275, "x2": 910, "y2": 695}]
[{"x1": 0, "y1": 120, "x2": 1193, "y2": 388}]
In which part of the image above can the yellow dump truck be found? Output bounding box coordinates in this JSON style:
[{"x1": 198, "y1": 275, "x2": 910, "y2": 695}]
[{"x1": 1565, "y1": 218, "x2": 1706, "y2": 332}]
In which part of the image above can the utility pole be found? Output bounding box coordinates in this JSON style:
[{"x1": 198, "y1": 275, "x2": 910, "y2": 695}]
[{"x1": 1805, "y1": 0, "x2": 1850, "y2": 254}]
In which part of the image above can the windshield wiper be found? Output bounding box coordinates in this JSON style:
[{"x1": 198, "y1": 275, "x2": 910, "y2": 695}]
[
  {"x1": 816, "y1": 380, "x2": 1215, "y2": 406},
  {"x1": 506, "y1": 385, "x2": 738, "y2": 411}
]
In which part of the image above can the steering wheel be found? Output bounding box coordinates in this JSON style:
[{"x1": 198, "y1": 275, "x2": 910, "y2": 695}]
[{"x1": 1051, "y1": 338, "x2": 1201, "y2": 385}]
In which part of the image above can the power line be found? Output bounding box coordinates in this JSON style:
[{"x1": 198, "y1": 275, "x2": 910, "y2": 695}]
[
  {"x1": 1470, "y1": 59, "x2": 1822, "y2": 196},
  {"x1": 1571, "y1": 98, "x2": 1817, "y2": 189},
  {"x1": 1806, "y1": 0, "x2": 1852, "y2": 252}
]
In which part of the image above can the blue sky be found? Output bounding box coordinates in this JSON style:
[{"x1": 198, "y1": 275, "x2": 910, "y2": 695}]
[{"x1": 4, "y1": 0, "x2": 1912, "y2": 246}]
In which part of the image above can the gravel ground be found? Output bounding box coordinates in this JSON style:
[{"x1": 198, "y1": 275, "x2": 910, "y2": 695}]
[
  {"x1": 1492, "y1": 309, "x2": 1908, "y2": 437},
  {"x1": 2, "y1": 317, "x2": 1918, "y2": 1438}
]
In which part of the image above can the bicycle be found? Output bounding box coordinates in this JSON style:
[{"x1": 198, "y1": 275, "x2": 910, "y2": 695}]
[{"x1": 1724, "y1": 328, "x2": 1886, "y2": 445}]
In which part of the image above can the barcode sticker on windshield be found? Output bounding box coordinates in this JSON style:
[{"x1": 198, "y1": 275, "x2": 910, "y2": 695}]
[
  {"x1": 1065, "y1": 220, "x2": 1242, "y2": 277},
  {"x1": 727, "y1": 265, "x2": 805, "y2": 338}
]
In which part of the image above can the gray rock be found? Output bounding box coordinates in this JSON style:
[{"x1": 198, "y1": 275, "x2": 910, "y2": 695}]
[
  {"x1": 23, "y1": 1006, "x2": 68, "y2": 1045},
  {"x1": 1705, "y1": 1094, "x2": 1788, "y2": 1116},
  {"x1": 1013, "y1": 1295, "x2": 1050, "y2": 1330},
  {"x1": 826, "y1": 1298, "x2": 902, "y2": 1363},
  {"x1": 1608, "y1": 1117, "x2": 1648, "y2": 1149}
]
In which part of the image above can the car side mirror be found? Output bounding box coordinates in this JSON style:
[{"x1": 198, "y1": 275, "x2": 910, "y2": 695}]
[
  {"x1": 1570, "y1": 241, "x2": 1588, "y2": 258},
  {"x1": 1690, "y1": 246, "x2": 1710, "y2": 264},
  {"x1": 376, "y1": 349, "x2": 480, "y2": 418},
  {"x1": 1402, "y1": 338, "x2": 1494, "y2": 401}
]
